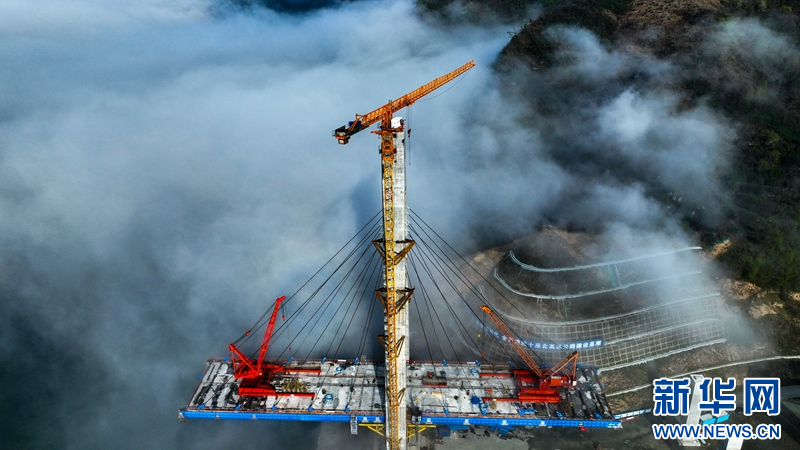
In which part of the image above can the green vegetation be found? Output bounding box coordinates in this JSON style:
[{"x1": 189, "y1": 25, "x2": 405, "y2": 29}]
[
  {"x1": 506, "y1": 0, "x2": 633, "y2": 66},
  {"x1": 686, "y1": 9, "x2": 800, "y2": 294},
  {"x1": 421, "y1": 0, "x2": 800, "y2": 294}
]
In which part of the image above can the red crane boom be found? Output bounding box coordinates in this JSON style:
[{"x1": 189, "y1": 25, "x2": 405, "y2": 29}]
[
  {"x1": 229, "y1": 296, "x2": 286, "y2": 380},
  {"x1": 257, "y1": 295, "x2": 285, "y2": 369}
]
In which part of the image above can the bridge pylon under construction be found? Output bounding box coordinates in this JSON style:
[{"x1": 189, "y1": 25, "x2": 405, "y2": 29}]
[{"x1": 179, "y1": 62, "x2": 621, "y2": 449}]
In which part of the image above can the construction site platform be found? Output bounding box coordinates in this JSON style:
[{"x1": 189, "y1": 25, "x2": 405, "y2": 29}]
[{"x1": 179, "y1": 358, "x2": 621, "y2": 430}]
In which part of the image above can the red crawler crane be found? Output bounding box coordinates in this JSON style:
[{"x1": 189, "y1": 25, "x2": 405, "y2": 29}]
[
  {"x1": 479, "y1": 305, "x2": 578, "y2": 404},
  {"x1": 229, "y1": 296, "x2": 287, "y2": 397}
]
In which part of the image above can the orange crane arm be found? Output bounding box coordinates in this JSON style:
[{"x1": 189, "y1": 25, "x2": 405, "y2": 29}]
[
  {"x1": 546, "y1": 350, "x2": 579, "y2": 380},
  {"x1": 479, "y1": 305, "x2": 544, "y2": 378},
  {"x1": 333, "y1": 60, "x2": 475, "y2": 144}
]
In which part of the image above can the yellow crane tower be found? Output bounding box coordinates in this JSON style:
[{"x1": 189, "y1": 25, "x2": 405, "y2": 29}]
[{"x1": 333, "y1": 60, "x2": 475, "y2": 450}]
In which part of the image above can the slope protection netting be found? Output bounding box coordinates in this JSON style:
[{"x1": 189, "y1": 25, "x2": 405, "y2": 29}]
[
  {"x1": 471, "y1": 292, "x2": 726, "y2": 369},
  {"x1": 473, "y1": 244, "x2": 727, "y2": 368}
]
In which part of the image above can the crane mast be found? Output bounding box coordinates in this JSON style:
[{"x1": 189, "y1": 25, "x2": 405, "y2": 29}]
[{"x1": 333, "y1": 60, "x2": 475, "y2": 450}]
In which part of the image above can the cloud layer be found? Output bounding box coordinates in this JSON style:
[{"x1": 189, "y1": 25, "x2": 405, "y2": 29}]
[
  {"x1": 3, "y1": 1, "x2": 788, "y2": 448},
  {"x1": 0, "y1": 0, "x2": 505, "y2": 448}
]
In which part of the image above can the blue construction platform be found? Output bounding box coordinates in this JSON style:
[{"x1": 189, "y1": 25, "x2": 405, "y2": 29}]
[{"x1": 179, "y1": 358, "x2": 621, "y2": 430}]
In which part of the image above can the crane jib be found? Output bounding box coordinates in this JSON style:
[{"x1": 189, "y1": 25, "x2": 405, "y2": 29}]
[{"x1": 332, "y1": 60, "x2": 475, "y2": 145}]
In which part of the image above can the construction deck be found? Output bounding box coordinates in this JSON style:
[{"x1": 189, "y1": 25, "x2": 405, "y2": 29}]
[{"x1": 180, "y1": 358, "x2": 621, "y2": 430}]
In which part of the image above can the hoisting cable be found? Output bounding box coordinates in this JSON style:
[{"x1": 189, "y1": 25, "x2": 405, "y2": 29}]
[
  {"x1": 233, "y1": 210, "x2": 381, "y2": 348},
  {"x1": 407, "y1": 104, "x2": 411, "y2": 166},
  {"x1": 266, "y1": 215, "x2": 381, "y2": 351},
  {"x1": 408, "y1": 216, "x2": 558, "y2": 366},
  {"x1": 409, "y1": 209, "x2": 570, "y2": 360},
  {"x1": 417, "y1": 67, "x2": 471, "y2": 102},
  {"x1": 410, "y1": 219, "x2": 552, "y2": 366},
  {"x1": 408, "y1": 251, "x2": 481, "y2": 399},
  {"x1": 282, "y1": 230, "x2": 379, "y2": 360},
  {"x1": 409, "y1": 231, "x2": 521, "y2": 366}
]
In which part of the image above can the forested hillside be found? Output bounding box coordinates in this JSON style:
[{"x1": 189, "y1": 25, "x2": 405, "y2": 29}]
[{"x1": 424, "y1": 0, "x2": 799, "y2": 295}]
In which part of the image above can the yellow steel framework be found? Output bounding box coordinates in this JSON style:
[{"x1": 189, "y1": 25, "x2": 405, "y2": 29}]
[
  {"x1": 333, "y1": 61, "x2": 475, "y2": 450},
  {"x1": 358, "y1": 423, "x2": 436, "y2": 439}
]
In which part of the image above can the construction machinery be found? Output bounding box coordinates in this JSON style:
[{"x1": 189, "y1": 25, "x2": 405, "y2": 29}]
[
  {"x1": 333, "y1": 60, "x2": 474, "y2": 450},
  {"x1": 180, "y1": 61, "x2": 620, "y2": 443},
  {"x1": 479, "y1": 305, "x2": 578, "y2": 404},
  {"x1": 228, "y1": 296, "x2": 318, "y2": 397},
  {"x1": 333, "y1": 60, "x2": 475, "y2": 145}
]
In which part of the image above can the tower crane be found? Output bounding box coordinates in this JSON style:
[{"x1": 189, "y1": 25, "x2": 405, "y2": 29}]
[
  {"x1": 479, "y1": 305, "x2": 579, "y2": 404},
  {"x1": 333, "y1": 60, "x2": 475, "y2": 145},
  {"x1": 333, "y1": 60, "x2": 475, "y2": 450}
]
